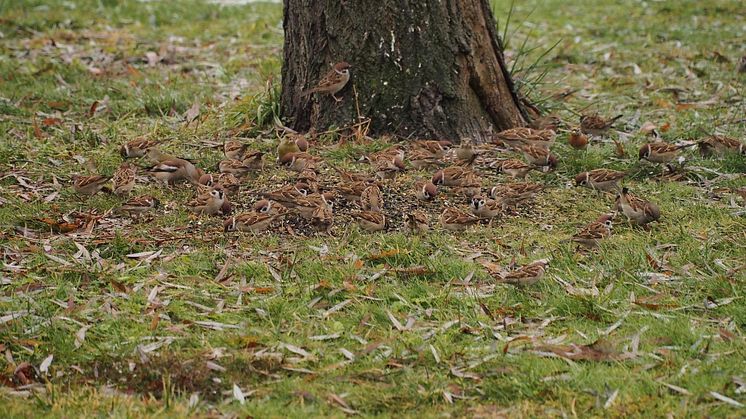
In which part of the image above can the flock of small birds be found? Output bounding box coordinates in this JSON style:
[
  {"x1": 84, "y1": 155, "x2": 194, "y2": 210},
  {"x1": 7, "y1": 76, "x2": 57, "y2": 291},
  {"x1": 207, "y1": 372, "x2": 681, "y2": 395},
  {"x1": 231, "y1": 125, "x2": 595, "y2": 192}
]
[{"x1": 69, "y1": 62, "x2": 746, "y2": 286}]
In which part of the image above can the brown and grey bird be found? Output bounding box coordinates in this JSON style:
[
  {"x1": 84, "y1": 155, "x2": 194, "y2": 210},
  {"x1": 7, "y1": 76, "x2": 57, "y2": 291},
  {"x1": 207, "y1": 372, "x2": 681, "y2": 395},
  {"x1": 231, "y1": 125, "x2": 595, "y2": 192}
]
[
  {"x1": 493, "y1": 127, "x2": 556, "y2": 149},
  {"x1": 697, "y1": 135, "x2": 745, "y2": 157},
  {"x1": 187, "y1": 185, "x2": 225, "y2": 216},
  {"x1": 117, "y1": 195, "x2": 160, "y2": 216},
  {"x1": 638, "y1": 142, "x2": 696, "y2": 164},
  {"x1": 570, "y1": 214, "x2": 613, "y2": 249},
  {"x1": 405, "y1": 211, "x2": 430, "y2": 234},
  {"x1": 439, "y1": 207, "x2": 480, "y2": 231},
  {"x1": 494, "y1": 159, "x2": 533, "y2": 179},
  {"x1": 580, "y1": 113, "x2": 623, "y2": 136},
  {"x1": 614, "y1": 187, "x2": 660, "y2": 227},
  {"x1": 148, "y1": 158, "x2": 202, "y2": 185},
  {"x1": 301, "y1": 61, "x2": 351, "y2": 102},
  {"x1": 112, "y1": 163, "x2": 136, "y2": 195},
  {"x1": 360, "y1": 184, "x2": 384, "y2": 212},
  {"x1": 72, "y1": 175, "x2": 110, "y2": 196},
  {"x1": 120, "y1": 138, "x2": 158, "y2": 159},
  {"x1": 574, "y1": 169, "x2": 626, "y2": 192},
  {"x1": 414, "y1": 181, "x2": 439, "y2": 201},
  {"x1": 498, "y1": 259, "x2": 549, "y2": 286},
  {"x1": 354, "y1": 211, "x2": 386, "y2": 232}
]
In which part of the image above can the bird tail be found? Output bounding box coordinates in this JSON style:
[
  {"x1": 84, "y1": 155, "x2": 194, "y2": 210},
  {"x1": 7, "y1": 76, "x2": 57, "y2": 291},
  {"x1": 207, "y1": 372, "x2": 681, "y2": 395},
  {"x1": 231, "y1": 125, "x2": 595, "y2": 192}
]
[{"x1": 301, "y1": 88, "x2": 316, "y2": 97}]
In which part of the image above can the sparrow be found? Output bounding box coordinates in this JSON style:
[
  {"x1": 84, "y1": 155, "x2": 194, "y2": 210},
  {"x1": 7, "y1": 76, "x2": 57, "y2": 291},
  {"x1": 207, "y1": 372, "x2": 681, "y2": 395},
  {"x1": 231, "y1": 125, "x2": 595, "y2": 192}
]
[
  {"x1": 252, "y1": 199, "x2": 287, "y2": 215},
  {"x1": 614, "y1": 187, "x2": 661, "y2": 227},
  {"x1": 337, "y1": 180, "x2": 374, "y2": 201},
  {"x1": 453, "y1": 172, "x2": 482, "y2": 198},
  {"x1": 354, "y1": 211, "x2": 386, "y2": 232},
  {"x1": 145, "y1": 148, "x2": 182, "y2": 164},
  {"x1": 292, "y1": 192, "x2": 335, "y2": 219},
  {"x1": 411, "y1": 140, "x2": 452, "y2": 158},
  {"x1": 279, "y1": 152, "x2": 321, "y2": 173},
  {"x1": 738, "y1": 56, "x2": 746, "y2": 73},
  {"x1": 260, "y1": 182, "x2": 310, "y2": 206},
  {"x1": 455, "y1": 138, "x2": 477, "y2": 165},
  {"x1": 297, "y1": 167, "x2": 320, "y2": 190},
  {"x1": 638, "y1": 142, "x2": 696, "y2": 164},
  {"x1": 330, "y1": 164, "x2": 371, "y2": 183},
  {"x1": 148, "y1": 159, "x2": 202, "y2": 185},
  {"x1": 697, "y1": 135, "x2": 745, "y2": 157},
  {"x1": 241, "y1": 150, "x2": 265, "y2": 171},
  {"x1": 72, "y1": 175, "x2": 110, "y2": 196},
  {"x1": 494, "y1": 159, "x2": 533, "y2": 179},
  {"x1": 199, "y1": 173, "x2": 240, "y2": 197},
  {"x1": 469, "y1": 195, "x2": 502, "y2": 219},
  {"x1": 295, "y1": 136, "x2": 309, "y2": 152},
  {"x1": 414, "y1": 181, "x2": 439, "y2": 201},
  {"x1": 580, "y1": 113, "x2": 623, "y2": 136},
  {"x1": 574, "y1": 169, "x2": 626, "y2": 192},
  {"x1": 571, "y1": 214, "x2": 613, "y2": 249},
  {"x1": 431, "y1": 166, "x2": 472, "y2": 186},
  {"x1": 369, "y1": 146, "x2": 405, "y2": 162},
  {"x1": 439, "y1": 207, "x2": 480, "y2": 231},
  {"x1": 374, "y1": 156, "x2": 405, "y2": 180},
  {"x1": 219, "y1": 159, "x2": 254, "y2": 176},
  {"x1": 224, "y1": 140, "x2": 248, "y2": 160},
  {"x1": 187, "y1": 185, "x2": 225, "y2": 216},
  {"x1": 224, "y1": 208, "x2": 287, "y2": 234},
  {"x1": 361, "y1": 184, "x2": 384, "y2": 211},
  {"x1": 116, "y1": 195, "x2": 160, "y2": 216},
  {"x1": 520, "y1": 145, "x2": 558, "y2": 171},
  {"x1": 489, "y1": 182, "x2": 543, "y2": 205},
  {"x1": 277, "y1": 136, "x2": 301, "y2": 160},
  {"x1": 498, "y1": 259, "x2": 549, "y2": 286},
  {"x1": 405, "y1": 211, "x2": 430, "y2": 234},
  {"x1": 112, "y1": 163, "x2": 136, "y2": 195},
  {"x1": 408, "y1": 149, "x2": 442, "y2": 170},
  {"x1": 568, "y1": 128, "x2": 589, "y2": 150},
  {"x1": 528, "y1": 115, "x2": 561, "y2": 131},
  {"x1": 301, "y1": 61, "x2": 351, "y2": 102},
  {"x1": 311, "y1": 197, "x2": 334, "y2": 233},
  {"x1": 120, "y1": 138, "x2": 158, "y2": 159},
  {"x1": 493, "y1": 127, "x2": 555, "y2": 149}
]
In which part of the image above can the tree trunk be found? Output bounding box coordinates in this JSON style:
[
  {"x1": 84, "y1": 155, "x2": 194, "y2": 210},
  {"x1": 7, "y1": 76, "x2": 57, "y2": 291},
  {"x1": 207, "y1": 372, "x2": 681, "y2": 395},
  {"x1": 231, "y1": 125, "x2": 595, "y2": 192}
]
[{"x1": 281, "y1": 0, "x2": 527, "y2": 142}]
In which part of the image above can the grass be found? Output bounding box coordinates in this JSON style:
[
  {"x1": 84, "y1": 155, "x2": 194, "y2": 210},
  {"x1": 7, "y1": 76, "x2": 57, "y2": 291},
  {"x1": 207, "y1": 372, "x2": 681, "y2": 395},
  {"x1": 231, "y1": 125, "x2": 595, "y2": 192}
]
[{"x1": 1, "y1": 0, "x2": 745, "y2": 417}]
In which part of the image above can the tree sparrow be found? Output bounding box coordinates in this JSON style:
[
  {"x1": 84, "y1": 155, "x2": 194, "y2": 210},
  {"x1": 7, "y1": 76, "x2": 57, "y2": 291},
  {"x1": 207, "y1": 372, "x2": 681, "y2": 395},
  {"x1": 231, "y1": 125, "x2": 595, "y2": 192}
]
[
  {"x1": 117, "y1": 195, "x2": 160, "y2": 216},
  {"x1": 411, "y1": 140, "x2": 452, "y2": 158},
  {"x1": 580, "y1": 114, "x2": 623, "y2": 136},
  {"x1": 199, "y1": 173, "x2": 240, "y2": 197},
  {"x1": 455, "y1": 138, "x2": 477, "y2": 165},
  {"x1": 361, "y1": 184, "x2": 384, "y2": 211},
  {"x1": 252, "y1": 199, "x2": 287, "y2": 215},
  {"x1": 112, "y1": 163, "x2": 136, "y2": 195},
  {"x1": 224, "y1": 140, "x2": 248, "y2": 160},
  {"x1": 330, "y1": 164, "x2": 371, "y2": 183},
  {"x1": 120, "y1": 138, "x2": 158, "y2": 159},
  {"x1": 498, "y1": 259, "x2": 549, "y2": 286},
  {"x1": 218, "y1": 159, "x2": 254, "y2": 176},
  {"x1": 188, "y1": 185, "x2": 225, "y2": 216},
  {"x1": 414, "y1": 181, "x2": 439, "y2": 201},
  {"x1": 568, "y1": 128, "x2": 589, "y2": 150},
  {"x1": 279, "y1": 152, "x2": 321, "y2": 173},
  {"x1": 574, "y1": 169, "x2": 626, "y2": 192},
  {"x1": 520, "y1": 145, "x2": 558, "y2": 171},
  {"x1": 489, "y1": 182, "x2": 543, "y2": 205},
  {"x1": 697, "y1": 135, "x2": 745, "y2": 157},
  {"x1": 431, "y1": 166, "x2": 472, "y2": 186},
  {"x1": 493, "y1": 127, "x2": 555, "y2": 149},
  {"x1": 638, "y1": 142, "x2": 696, "y2": 164},
  {"x1": 354, "y1": 211, "x2": 386, "y2": 232},
  {"x1": 615, "y1": 187, "x2": 660, "y2": 227},
  {"x1": 224, "y1": 208, "x2": 287, "y2": 234},
  {"x1": 337, "y1": 180, "x2": 373, "y2": 201},
  {"x1": 408, "y1": 149, "x2": 443, "y2": 170},
  {"x1": 72, "y1": 175, "x2": 110, "y2": 196},
  {"x1": 241, "y1": 150, "x2": 265, "y2": 171},
  {"x1": 571, "y1": 214, "x2": 613, "y2": 249},
  {"x1": 454, "y1": 172, "x2": 483, "y2": 198},
  {"x1": 494, "y1": 159, "x2": 533, "y2": 179},
  {"x1": 470, "y1": 195, "x2": 502, "y2": 219},
  {"x1": 529, "y1": 115, "x2": 561, "y2": 131},
  {"x1": 311, "y1": 197, "x2": 334, "y2": 233},
  {"x1": 301, "y1": 61, "x2": 351, "y2": 102},
  {"x1": 370, "y1": 146, "x2": 405, "y2": 162},
  {"x1": 148, "y1": 159, "x2": 202, "y2": 185},
  {"x1": 439, "y1": 207, "x2": 480, "y2": 231},
  {"x1": 374, "y1": 156, "x2": 405, "y2": 180},
  {"x1": 260, "y1": 182, "x2": 310, "y2": 206},
  {"x1": 292, "y1": 192, "x2": 335, "y2": 219},
  {"x1": 405, "y1": 211, "x2": 430, "y2": 234}
]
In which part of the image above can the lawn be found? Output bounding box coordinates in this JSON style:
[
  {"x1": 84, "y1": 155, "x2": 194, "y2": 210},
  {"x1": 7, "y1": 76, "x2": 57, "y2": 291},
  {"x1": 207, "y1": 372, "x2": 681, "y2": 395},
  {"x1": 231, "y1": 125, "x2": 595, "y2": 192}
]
[{"x1": 0, "y1": 0, "x2": 745, "y2": 417}]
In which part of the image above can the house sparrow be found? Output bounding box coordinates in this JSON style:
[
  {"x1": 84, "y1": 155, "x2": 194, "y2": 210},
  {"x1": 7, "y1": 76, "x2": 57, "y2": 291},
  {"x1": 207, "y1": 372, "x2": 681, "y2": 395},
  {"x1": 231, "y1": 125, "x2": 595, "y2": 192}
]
[
  {"x1": 571, "y1": 214, "x2": 613, "y2": 249},
  {"x1": 493, "y1": 127, "x2": 555, "y2": 149},
  {"x1": 188, "y1": 185, "x2": 225, "y2": 216},
  {"x1": 72, "y1": 175, "x2": 110, "y2": 196},
  {"x1": 120, "y1": 138, "x2": 158, "y2": 159},
  {"x1": 414, "y1": 181, "x2": 439, "y2": 201},
  {"x1": 529, "y1": 115, "x2": 561, "y2": 131},
  {"x1": 241, "y1": 151, "x2": 265, "y2": 171},
  {"x1": 494, "y1": 159, "x2": 533, "y2": 179},
  {"x1": 279, "y1": 152, "x2": 321, "y2": 173},
  {"x1": 411, "y1": 140, "x2": 452, "y2": 158},
  {"x1": 738, "y1": 56, "x2": 746, "y2": 73},
  {"x1": 568, "y1": 128, "x2": 589, "y2": 150},
  {"x1": 470, "y1": 195, "x2": 502, "y2": 219},
  {"x1": 498, "y1": 259, "x2": 549, "y2": 286},
  {"x1": 311, "y1": 197, "x2": 334, "y2": 233},
  {"x1": 361, "y1": 184, "x2": 384, "y2": 211},
  {"x1": 520, "y1": 145, "x2": 558, "y2": 171},
  {"x1": 431, "y1": 166, "x2": 472, "y2": 186},
  {"x1": 224, "y1": 140, "x2": 248, "y2": 160},
  {"x1": 405, "y1": 211, "x2": 430, "y2": 234},
  {"x1": 574, "y1": 169, "x2": 626, "y2": 192},
  {"x1": 116, "y1": 195, "x2": 160, "y2": 216},
  {"x1": 374, "y1": 156, "x2": 405, "y2": 180},
  {"x1": 224, "y1": 208, "x2": 287, "y2": 234},
  {"x1": 408, "y1": 149, "x2": 442, "y2": 170},
  {"x1": 199, "y1": 173, "x2": 240, "y2": 197},
  {"x1": 580, "y1": 113, "x2": 623, "y2": 136},
  {"x1": 439, "y1": 207, "x2": 480, "y2": 231},
  {"x1": 112, "y1": 163, "x2": 136, "y2": 195},
  {"x1": 260, "y1": 182, "x2": 310, "y2": 206},
  {"x1": 277, "y1": 136, "x2": 301, "y2": 160},
  {"x1": 148, "y1": 159, "x2": 202, "y2": 185},
  {"x1": 638, "y1": 142, "x2": 696, "y2": 164},
  {"x1": 354, "y1": 211, "x2": 386, "y2": 232},
  {"x1": 614, "y1": 187, "x2": 660, "y2": 227},
  {"x1": 697, "y1": 135, "x2": 745, "y2": 157},
  {"x1": 455, "y1": 138, "x2": 477, "y2": 165},
  {"x1": 301, "y1": 61, "x2": 351, "y2": 102}
]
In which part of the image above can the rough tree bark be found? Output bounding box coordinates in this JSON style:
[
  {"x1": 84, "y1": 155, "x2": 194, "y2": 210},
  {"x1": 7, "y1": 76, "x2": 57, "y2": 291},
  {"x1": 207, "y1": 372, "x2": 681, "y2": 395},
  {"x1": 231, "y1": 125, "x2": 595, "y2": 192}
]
[{"x1": 281, "y1": 0, "x2": 528, "y2": 142}]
